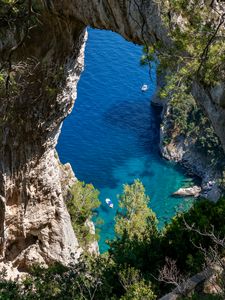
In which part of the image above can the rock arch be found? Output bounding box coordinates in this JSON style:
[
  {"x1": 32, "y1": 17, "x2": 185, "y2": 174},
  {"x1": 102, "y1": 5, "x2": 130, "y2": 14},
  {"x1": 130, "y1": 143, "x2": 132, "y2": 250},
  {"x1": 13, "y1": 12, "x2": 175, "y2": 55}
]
[{"x1": 0, "y1": 0, "x2": 224, "y2": 274}]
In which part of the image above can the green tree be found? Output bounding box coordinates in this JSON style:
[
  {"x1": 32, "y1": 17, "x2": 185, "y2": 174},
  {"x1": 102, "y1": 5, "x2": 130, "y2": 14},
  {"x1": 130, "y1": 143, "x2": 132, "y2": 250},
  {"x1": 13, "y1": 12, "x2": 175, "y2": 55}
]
[
  {"x1": 115, "y1": 179, "x2": 158, "y2": 242},
  {"x1": 120, "y1": 280, "x2": 156, "y2": 300},
  {"x1": 119, "y1": 267, "x2": 156, "y2": 300},
  {"x1": 109, "y1": 180, "x2": 161, "y2": 275},
  {"x1": 161, "y1": 198, "x2": 225, "y2": 275}
]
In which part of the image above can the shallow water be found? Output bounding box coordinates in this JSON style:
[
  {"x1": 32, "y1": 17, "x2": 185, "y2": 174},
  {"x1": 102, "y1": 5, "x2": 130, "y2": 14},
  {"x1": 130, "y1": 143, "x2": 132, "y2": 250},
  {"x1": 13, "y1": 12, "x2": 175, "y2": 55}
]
[{"x1": 57, "y1": 28, "x2": 194, "y2": 252}]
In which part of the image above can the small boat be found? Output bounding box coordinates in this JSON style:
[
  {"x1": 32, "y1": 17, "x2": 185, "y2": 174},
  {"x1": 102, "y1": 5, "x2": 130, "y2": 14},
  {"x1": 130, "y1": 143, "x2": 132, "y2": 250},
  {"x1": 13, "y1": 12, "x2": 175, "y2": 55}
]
[
  {"x1": 105, "y1": 198, "x2": 113, "y2": 208},
  {"x1": 141, "y1": 84, "x2": 148, "y2": 92}
]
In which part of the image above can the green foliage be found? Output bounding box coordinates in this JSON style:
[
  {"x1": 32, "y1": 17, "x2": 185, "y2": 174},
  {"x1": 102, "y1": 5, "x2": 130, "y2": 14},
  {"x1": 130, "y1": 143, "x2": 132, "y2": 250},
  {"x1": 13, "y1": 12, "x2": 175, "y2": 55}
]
[
  {"x1": 141, "y1": 1, "x2": 225, "y2": 172},
  {"x1": 1, "y1": 181, "x2": 225, "y2": 299},
  {"x1": 115, "y1": 179, "x2": 157, "y2": 242},
  {"x1": 0, "y1": 255, "x2": 156, "y2": 300},
  {"x1": 117, "y1": 266, "x2": 156, "y2": 300},
  {"x1": 162, "y1": 0, "x2": 225, "y2": 85},
  {"x1": 66, "y1": 181, "x2": 100, "y2": 248},
  {"x1": 109, "y1": 180, "x2": 160, "y2": 272},
  {"x1": 0, "y1": 72, "x2": 6, "y2": 97},
  {"x1": 0, "y1": 0, "x2": 42, "y2": 23},
  {"x1": 0, "y1": 73, "x2": 4, "y2": 83},
  {"x1": 0, "y1": 279, "x2": 21, "y2": 300},
  {"x1": 0, "y1": 0, "x2": 27, "y2": 17},
  {"x1": 218, "y1": 171, "x2": 225, "y2": 190},
  {"x1": 160, "y1": 79, "x2": 225, "y2": 168},
  {"x1": 0, "y1": 0, "x2": 45, "y2": 100},
  {"x1": 120, "y1": 281, "x2": 156, "y2": 300},
  {"x1": 161, "y1": 198, "x2": 225, "y2": 274},
  {"x1": 0, "y1": 256, "x2": 112, "y2": 300},
  {"x1": 162, "y1": 83, "x2": 195, "y2": 134}
]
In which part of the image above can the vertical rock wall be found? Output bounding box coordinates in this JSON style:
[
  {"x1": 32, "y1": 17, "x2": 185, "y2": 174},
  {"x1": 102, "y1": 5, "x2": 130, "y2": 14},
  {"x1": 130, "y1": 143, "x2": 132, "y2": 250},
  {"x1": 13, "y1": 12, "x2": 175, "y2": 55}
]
[{"x1": 0, "y1": 11, "x2": 87, "y2": 274}]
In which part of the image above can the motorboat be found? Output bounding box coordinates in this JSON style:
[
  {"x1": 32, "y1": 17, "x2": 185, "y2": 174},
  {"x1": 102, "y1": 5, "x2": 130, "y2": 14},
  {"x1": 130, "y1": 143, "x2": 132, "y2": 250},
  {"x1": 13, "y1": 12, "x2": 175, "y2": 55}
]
[
  {"x1": 105, "y1": 198, "x2": 113, "y2": 208},
  {"x1": 141, "y1": 84, "x2": 148, "y2": 92}
]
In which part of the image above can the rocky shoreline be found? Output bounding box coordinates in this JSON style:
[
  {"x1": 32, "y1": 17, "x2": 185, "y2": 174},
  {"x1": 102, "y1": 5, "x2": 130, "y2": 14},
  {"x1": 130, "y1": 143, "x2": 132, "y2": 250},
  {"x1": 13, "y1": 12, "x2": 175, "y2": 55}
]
[{"x1": 151, "y1": 97, "x2": 222, "y2": 202}]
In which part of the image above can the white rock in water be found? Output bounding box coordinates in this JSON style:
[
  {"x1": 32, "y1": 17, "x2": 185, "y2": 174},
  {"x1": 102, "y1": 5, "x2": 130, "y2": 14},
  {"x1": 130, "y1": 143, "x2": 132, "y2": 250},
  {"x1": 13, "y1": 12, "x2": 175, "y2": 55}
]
[{"x1": 173, "y1": 186, "x2": 201, "y2": 197}]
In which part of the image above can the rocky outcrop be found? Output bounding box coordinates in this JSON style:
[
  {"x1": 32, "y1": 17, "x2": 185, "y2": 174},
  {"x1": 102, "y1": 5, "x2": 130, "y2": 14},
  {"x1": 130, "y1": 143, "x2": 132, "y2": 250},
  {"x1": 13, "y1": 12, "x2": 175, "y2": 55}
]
[
  {"x1": 0, "y1": 0, "x2": 224, "y2": 273},
  {"x1": 159, "y1": 263, "x2": 224, "y2": 300},
  {"x1": 192, "y1": 82, "x2": 225, "y2": 153},
  {"x1": 84, "y1": 219, "x2": 99, "y2": 255},
  {"x1": 0, "y1": 157, "x2": 83, "y2": 279},
  {"x1": 52, "y1": 0, "x2": 171, "y2": 46},
  {"x1": 159, "y1": 268, "x2": 215, "y2": 300},
  {"x1": 173, "y1": 186, "x2": 201, "y2": 197},
  {"x1": 159, "y1": 102, "x2": 223, "y2": 202}
]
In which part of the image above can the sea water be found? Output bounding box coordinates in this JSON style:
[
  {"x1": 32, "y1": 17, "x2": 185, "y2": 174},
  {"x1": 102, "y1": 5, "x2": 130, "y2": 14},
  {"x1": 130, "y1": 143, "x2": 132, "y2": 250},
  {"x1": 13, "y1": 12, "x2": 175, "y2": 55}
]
[{"x1": 57, "y1": 28, "x2": 194, "y2": 252}]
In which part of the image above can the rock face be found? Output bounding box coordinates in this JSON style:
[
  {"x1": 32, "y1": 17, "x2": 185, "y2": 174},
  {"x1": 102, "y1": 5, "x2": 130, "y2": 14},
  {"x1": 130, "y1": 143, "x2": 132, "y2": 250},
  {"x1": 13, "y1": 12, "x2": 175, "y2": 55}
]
[
  {"x1": 160, "y1": 102, "x2": 222, "y2": 202},
  {"x1": 0, "y1": 10, "x2": 88, "y2": 273},
  {"x1": 0, "y1": 0, "x2": 224, "y2": 273},
  {"x1": 159, "y1": 266, "x2": 218, "y2": 300},
  {"x1": 192, "y1": 82, "x2": 225, "y2": 153}
]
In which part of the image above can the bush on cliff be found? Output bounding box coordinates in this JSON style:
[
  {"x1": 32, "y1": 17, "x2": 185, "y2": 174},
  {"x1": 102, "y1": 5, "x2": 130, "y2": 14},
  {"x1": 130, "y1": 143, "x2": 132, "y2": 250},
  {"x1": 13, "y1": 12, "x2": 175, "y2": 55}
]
[
  {"x1": 66, "y1": 181, "x2": 100, "y2": 248},
  {"x1": 161, "y1": 197, "x2": 225, "y2": 274}
]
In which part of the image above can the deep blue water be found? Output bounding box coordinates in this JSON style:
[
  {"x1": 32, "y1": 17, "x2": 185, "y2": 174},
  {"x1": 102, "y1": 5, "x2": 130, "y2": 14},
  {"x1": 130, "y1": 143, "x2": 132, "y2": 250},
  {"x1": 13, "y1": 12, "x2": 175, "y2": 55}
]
[{"x1": 57, "y1": 29, "x2": 194, "y2": 252}]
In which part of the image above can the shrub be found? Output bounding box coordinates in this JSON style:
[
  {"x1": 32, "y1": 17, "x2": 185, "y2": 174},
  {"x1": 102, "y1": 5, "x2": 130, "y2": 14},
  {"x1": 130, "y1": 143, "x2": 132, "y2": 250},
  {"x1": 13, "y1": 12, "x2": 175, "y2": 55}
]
[{"x1": 66, "y1": 181, "x2": 100, "y2": 248}]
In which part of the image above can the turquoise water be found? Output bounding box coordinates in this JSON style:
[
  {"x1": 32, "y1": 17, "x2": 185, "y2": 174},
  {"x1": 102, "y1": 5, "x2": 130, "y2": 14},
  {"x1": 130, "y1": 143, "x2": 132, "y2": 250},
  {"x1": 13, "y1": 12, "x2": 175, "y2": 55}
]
[{"x1": 57, "y1": 28, "x2": 194, "y2": 252}]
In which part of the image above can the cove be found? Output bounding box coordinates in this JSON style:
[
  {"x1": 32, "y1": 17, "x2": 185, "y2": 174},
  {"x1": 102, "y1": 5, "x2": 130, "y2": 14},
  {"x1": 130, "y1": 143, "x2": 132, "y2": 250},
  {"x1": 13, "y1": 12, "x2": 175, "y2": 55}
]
[{"x1": 57, "y1": 28, "x2": 194, "y2": 252}]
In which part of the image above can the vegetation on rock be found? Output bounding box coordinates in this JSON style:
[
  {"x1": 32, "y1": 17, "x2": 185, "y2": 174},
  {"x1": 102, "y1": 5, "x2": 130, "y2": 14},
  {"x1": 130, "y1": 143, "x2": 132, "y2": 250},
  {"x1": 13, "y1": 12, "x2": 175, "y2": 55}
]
[
  {"x1": 1, "y1": 180, "x2": 225, "y2": 299},
  {"x1": 141, "y1": 0, "x2": 225, "y2": 178},
  {"x1": 66, "y1": 181, "x2": 100, "y2": 248},
  {"x1": 0, "y1": 1, "x2": 225, "y2": 299},
  {"x1": 159, "y1": 0, "x2": 225, "y2": 86},
  {"x1": 162, "y1": 90, "x2": 225, "y2": 169}
]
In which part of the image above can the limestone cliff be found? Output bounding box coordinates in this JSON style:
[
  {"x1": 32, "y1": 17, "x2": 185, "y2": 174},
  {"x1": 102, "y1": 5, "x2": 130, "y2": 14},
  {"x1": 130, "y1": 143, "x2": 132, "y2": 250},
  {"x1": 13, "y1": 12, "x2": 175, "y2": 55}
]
[
  {"x1": 0, "y1": 8, "x2": 88, "y2": 273},
  {"x1": 0, "y1": 0, "x2": 224, "y2": 274},
  {"x1": 192, "y1": 82, "x2": 225, "y2": 152},
  {"x1": 159, "y1": 99, "x2": 223, "y2": 201}
]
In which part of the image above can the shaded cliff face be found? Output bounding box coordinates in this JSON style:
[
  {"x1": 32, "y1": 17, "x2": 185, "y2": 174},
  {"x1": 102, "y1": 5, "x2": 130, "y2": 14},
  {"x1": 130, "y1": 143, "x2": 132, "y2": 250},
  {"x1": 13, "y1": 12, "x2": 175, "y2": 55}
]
[
  {"x1": 192, "y1": 83, "x2": 225, "y2": 152},
  {"x1": 0, "y1": 8, "x2": 88, "y2": 273},
  {"x1": 0, "y1": 0, "x2": 224, "y2": 273}
]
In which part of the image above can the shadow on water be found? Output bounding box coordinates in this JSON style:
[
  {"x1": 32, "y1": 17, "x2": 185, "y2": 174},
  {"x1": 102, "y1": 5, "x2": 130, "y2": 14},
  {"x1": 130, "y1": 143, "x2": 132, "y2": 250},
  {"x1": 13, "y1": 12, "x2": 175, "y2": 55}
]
[
  {"x1": 103, "y1": 99, "x2": 162, "y2": 154},
  {"x1": 57, "y1": 101, "x2": 163, "y2": 191},
  {"x1": 85, "y1": 100, "x2": 163, "y2": 190}
]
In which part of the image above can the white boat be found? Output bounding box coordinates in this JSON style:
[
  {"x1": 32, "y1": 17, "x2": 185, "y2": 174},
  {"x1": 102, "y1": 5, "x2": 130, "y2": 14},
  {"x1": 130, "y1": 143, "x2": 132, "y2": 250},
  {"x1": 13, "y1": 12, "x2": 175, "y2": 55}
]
[
  {"x1": 141, "y1": 84, "x2": 148, "y2": 92},
  {"x1": 105, "y1": 198, "x2": 113, "y2": 208}
]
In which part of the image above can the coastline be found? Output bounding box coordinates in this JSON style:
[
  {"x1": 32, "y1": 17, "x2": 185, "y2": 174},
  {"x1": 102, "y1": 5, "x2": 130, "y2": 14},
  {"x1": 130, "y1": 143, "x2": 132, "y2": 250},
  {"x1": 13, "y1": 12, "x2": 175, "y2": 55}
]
[{"x1": 151, "y1": 96, "x2": 222, "y2": 202}]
